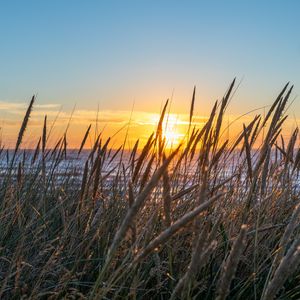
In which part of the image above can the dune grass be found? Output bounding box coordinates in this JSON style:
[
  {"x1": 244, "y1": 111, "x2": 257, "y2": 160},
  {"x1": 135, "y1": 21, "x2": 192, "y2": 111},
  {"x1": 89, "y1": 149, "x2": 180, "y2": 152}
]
[{"x1": 1, "y1": 81, "x2": 300, "y2": 299}]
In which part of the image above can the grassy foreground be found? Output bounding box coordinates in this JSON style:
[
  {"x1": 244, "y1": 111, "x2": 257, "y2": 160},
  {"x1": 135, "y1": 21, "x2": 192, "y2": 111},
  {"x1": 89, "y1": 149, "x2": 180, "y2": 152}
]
[{"x1": 1, "y1": 80, "x2": 300, "y2": 299}]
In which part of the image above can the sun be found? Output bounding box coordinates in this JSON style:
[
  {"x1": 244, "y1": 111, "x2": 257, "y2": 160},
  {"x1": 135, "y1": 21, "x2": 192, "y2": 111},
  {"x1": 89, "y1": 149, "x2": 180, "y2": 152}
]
[
  {"x1": 164, "y1": 116, "x2": 184, "y2": 147},
  {"x1": 149, "y1": 113, "x2": 185, "y2": 147},
  {"x1": 163, "y1": 129, "x2": 184, "y2": 147}
]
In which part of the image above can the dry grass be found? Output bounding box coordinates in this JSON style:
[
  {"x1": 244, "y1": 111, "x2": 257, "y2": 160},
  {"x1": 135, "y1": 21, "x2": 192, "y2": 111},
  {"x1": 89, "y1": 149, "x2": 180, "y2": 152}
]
[{"x1": 1, "y1": 81, "x2": 300, "y2": 299}]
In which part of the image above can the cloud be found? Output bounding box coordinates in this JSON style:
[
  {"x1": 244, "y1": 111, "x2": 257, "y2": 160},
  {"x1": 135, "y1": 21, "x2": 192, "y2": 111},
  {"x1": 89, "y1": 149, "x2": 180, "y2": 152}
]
[
  {"x1": 0, "y1": 102, "x2": 190, "y2": 128},
  {"x1": 0, "y1": 101, "x2": 61, "y2": 112},
  {"x1": 0, "y1": 102, "x2": 26, "y2": 110},
  {"x1": 35, "y1": 104, "x2": 61, "y2": 109}
]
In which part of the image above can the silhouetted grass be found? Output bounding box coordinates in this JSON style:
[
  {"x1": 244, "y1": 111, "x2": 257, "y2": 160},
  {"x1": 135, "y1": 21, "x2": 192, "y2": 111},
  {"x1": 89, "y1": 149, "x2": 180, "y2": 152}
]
[{"x1": 1, "y1": 81, "x2": 300, "y2": 299}]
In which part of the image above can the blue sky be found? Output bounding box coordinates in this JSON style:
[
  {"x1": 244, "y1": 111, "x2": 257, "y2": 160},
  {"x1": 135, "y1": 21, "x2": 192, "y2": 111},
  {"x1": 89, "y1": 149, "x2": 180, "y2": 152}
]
[{"x1": 0, "y1": 0, "x2": 299, "y2": 116}]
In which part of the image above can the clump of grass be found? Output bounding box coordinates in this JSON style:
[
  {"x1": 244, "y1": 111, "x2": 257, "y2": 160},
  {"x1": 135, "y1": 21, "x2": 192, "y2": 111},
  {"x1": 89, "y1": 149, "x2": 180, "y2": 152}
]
[{"x1": 1, "y1": 81, "x2": 300, "y2": 300}]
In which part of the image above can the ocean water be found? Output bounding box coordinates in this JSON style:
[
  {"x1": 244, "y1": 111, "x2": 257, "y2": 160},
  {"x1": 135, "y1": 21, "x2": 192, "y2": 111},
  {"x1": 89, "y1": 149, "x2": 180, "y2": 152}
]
[{"x1": 1, "y1": 148, "x2": 295, "y2": 190}]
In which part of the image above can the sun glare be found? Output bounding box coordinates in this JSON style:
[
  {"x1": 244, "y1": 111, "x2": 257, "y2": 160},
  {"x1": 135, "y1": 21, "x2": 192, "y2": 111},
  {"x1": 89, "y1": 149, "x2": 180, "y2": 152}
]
[
  {"x1": 163, "y1": 130, "x2": 184, "y2": 147},
  {"x1": 149, "y1": 113, "x2": 185, "y2": 147}
]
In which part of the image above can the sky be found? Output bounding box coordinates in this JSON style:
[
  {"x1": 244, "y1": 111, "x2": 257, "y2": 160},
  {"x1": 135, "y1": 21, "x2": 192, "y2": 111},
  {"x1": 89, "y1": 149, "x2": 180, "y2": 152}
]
[{"x1": 0, "y1": 1, "x2": 299, "y2": 148}]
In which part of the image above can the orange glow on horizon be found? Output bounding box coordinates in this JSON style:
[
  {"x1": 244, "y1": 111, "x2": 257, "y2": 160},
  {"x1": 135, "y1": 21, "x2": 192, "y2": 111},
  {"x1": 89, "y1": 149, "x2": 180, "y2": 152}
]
[{"x1": 0, "y1": 104, "x2": 297, "y2": 150}]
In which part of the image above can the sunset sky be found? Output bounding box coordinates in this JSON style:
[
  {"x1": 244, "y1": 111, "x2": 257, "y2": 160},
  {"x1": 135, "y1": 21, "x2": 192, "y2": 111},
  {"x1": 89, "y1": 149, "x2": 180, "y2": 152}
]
[{"x1": 0, "y1": 1, "x2": 299, "y2": 148}]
